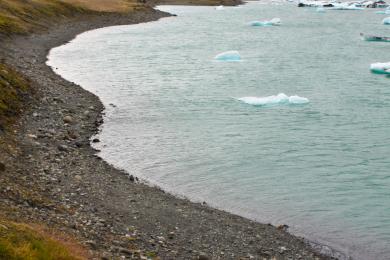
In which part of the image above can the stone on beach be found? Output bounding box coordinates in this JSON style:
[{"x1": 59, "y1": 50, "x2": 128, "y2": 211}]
[{"x1": 63, "y1": 115, "x2": 74, "y2": 124}]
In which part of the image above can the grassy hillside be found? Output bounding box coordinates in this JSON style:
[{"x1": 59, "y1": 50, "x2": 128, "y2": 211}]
[
  {"x1": 0, "y1": 0, "x2": 147, "y2": 35},
  {"x1": 150, "y1": 0, "x2": 240, "y2": 5},
  {"x1": 0, "y1": 63, "x2": 31, "y2": 131},
  {"x1": 63, "y1": 0, "x2": 142, "y2": 12},
  {"x1": 0, "y1": 217, "x2": 88, "y2": 260},
  {"x1": 0, "y1": 0, "x2": 85, "y2": 35}
]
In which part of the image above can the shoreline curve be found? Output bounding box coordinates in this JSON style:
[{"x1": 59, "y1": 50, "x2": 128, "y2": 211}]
[{"x1": 0, "y1": 4, "x2": 342, "y2": 260}]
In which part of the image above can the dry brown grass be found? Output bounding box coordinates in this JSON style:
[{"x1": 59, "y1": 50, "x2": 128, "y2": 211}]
[
  {"x1": 0, "y1": 0, "x2": 143, "y2": 35},
  {"x1": 61, "y1": 0, "x2": 140, "y2": 12},
  {"x1": 0, "y1": 0, "x2": 86, "y2": 34}
]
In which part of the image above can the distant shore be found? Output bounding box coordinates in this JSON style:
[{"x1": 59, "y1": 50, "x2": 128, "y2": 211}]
[{"x1": 0, "y1": 3, "x2": 335, "y2": 259}]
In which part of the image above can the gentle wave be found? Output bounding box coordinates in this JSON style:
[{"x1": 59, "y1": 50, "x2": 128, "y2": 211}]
[{"x1": 237, "y1": 93, "x2": 309, "y2": 106}]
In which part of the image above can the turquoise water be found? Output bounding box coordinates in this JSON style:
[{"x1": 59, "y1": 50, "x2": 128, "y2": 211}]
[{"x1": 47, "y1": 2, "x2": 390, "y2": 259}]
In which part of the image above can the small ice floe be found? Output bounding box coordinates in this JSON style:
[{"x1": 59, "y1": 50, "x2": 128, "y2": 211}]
[
  {"x1": 329, "y1": 3, "x2": 364, "y2": 10},
  {"x1": 215, "y1": 5, "x2": 224, "y2": 10},
  {"x1": 360, "y1": 33, "x2": 390, "y2": 42},
  {"x1": 237, "y1": 93, "x2": 309, "y2": 107},
  {"x1": 383, "y1": 17, "x2": 390, "y2": 24},
  {"x1": 250, "y1": 18, "x2": 281, "y2": 26},
  {"x1": 298, "y1": 1, "x2": 330, "y2": 7},
  {"x1": 215, "y1": 51, "x2": 241, "y2": 61},
  {"x1": 370, "y1": 62, "x2": 390, "y2": 74}
]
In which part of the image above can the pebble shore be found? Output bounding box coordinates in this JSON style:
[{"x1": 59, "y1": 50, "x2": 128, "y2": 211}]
[{"x1": 0, "y1": 6, "x2": 336, "y2": 260}]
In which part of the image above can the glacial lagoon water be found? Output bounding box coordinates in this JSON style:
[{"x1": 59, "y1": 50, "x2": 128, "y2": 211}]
[{"x1": 47, "y1": 2, "x2": 390, "y2": 259}]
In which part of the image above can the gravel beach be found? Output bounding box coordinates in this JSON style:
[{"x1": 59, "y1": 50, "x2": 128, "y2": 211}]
[{"x1": 0, "y1": 5, "x2": 336, "y2": 260}]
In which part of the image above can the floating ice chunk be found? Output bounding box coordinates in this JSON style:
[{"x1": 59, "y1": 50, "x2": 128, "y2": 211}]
[
  {"x1": 237, "y1": 93, "x2": 309, "y2": 106},
  {"x1": 289, "y1": 95, "x2": 310, "y2": 104},
  {"x1": 376, "y1": 10, "x2": 390, "y2": 14},
  {"x1": 215, "y1": 5, "x2": 224, "y2": 10},
  {"x1": 250, "y1": 18, "x2": 281, "y2": 26},
  {"x1": 360, "y1": 33, "x2": 390, "y2": 42},
  {"x1": 329, "y1": 3, "x2": 364, "y2": 10},
  {"x1": 383, "y1": 17, "x2": 390, "y2": 24},
  {"x1": 370, "y1": 62, "x2": 390, "y2": 74},
  {"x1": 269, "y1": 18, "x2": 281, "y2": 25},
  {"x1": 316, "y1": 7, "x2": 326, "y2": 12},
  {"x1": 215, "y1": 51, "x2": 241, "y2": 61}
]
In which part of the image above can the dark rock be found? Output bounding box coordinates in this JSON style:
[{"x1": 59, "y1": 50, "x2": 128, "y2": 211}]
[
  {"x1": 75, "y1": 141, "x2": 83, "y2": 147},
  {"x1": 92, "y1": 138, "x2": 100, "y2": 143},
  {"x1": 198, "y1": 254, "x2": 210, "y2": 260},
  {"x1": 0, "y1": 162, "x2": 5, "y2": 172},
  {"x1": 85, "y1": 240, "x2": 97, "y2": 249},
  {"x1": 277, "y1": 224, "x2": 289, "y2": 231},
  {"x1": 129, "y1": 175, "x2": 135, "y2": 182},
  {"x1": 63, "y1": 115, "x2": 73, "y2": 124}
]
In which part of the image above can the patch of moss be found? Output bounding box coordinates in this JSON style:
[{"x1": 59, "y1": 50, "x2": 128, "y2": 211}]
[
  {"x1": 0, "y1": 63, "x2": 30, "y2": 131},
  {"x1": 0, "y1": 218, "x2": 87, "y2": 260}
]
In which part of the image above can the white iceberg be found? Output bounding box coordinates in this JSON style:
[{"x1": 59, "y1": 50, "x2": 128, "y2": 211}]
[
  {"x1": 215, "y1": 51, "x2": 241, "y2": 61},
  {"x1": 250, "y1": 18, "x2": 281, "y2": 26},
  {"x1": 329, "y1": 3, "x2": 364, "y2": 10},
  {"x1": 370, "y1": 62, "x2": 390, "y2": 74},
  {"x1": 215, "y1": 5, "x2": 224, "y2": 10},
  {"x1": 383, "y1": 17, "x2": 390, "y2": 24},
  {"x1": 237, "y1": 93, "x2": 309, "y2": 106}
]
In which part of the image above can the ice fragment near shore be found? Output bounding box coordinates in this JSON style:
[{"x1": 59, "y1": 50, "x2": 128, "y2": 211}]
[
  {"x1": 383, "y1": 17, "x2": 390, "y2": 24},
  {"x1": 250, "y1": 18, "x2": 281, "y2": 26},
  {"x1": 215, "y1": 5, "x2": 224, "y2": 10},
  {"x1": 316, "y1": 7, "x2": 326, "y2": 13},
  {"x1": 370, "y1": 62, "x2": 390, "y2": 74},
  {"x1": 237, "y1": 93, "x2": 309, "y2": 106},
  {"x1": 215, "y1": 51, "x2": 241, "y2": 61}
]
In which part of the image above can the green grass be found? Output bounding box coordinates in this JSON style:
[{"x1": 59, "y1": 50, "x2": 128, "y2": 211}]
[{"x1": 0, "y1": 218, "x2": 87, "y2": 260}]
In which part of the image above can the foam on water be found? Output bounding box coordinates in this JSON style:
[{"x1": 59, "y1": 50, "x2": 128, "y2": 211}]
[{"x1": 237, "y1": 93, "x2": 309, "y2": 106}]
